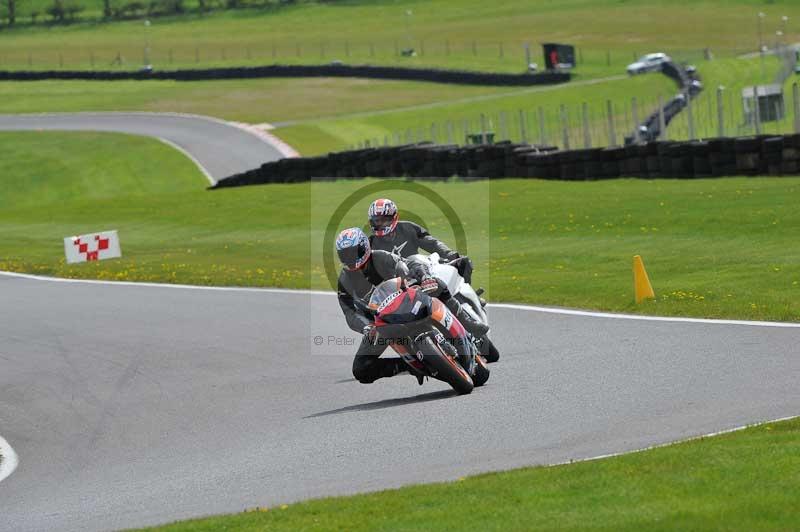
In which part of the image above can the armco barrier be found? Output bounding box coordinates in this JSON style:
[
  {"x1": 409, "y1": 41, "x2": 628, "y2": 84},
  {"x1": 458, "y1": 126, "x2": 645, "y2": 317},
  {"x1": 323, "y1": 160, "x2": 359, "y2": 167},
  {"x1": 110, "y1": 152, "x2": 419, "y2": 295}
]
[
  {"x1": 210, "y1": 134, "x2": 800, "y2": 189},
  {"x1": 0, "y1": 64, "x2": 571, "y2": 86}
]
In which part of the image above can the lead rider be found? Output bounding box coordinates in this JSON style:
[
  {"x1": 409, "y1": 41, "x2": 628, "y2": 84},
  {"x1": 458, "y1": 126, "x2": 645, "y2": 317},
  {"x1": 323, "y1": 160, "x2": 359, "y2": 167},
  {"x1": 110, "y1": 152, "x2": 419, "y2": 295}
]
[{"x1": 336, "y1": 227, "x2": 488, "y2": 384}]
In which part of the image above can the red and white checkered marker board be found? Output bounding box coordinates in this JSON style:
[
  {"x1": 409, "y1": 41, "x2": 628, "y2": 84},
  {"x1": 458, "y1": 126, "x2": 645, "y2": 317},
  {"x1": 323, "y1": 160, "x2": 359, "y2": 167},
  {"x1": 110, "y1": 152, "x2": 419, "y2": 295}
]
[{"x1": 63, "y1": 230, "x2": 122, "y2": 264}]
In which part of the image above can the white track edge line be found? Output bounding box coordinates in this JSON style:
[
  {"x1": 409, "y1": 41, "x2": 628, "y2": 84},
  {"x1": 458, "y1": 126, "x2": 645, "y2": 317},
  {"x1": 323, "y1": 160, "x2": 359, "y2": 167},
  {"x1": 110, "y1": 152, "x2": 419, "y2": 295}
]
[
  {"x1": 547, "y1": 415, "x2": 798, "y2": 468},
  {"x1": 0, "y1": 435, "x2": 19, "y2": 484},
  {"x1": 156, "y1": 137, "x2": 216, "y2": 186},
  {"x1": 0, "y1": 270, "x2": 332, "y2": 296},
  {"x1": 2, "y1": 270, "x2": 799, "y2": 328},
  {"x1": 490, "y1": 303, "x2": 800, "y2": 328}
]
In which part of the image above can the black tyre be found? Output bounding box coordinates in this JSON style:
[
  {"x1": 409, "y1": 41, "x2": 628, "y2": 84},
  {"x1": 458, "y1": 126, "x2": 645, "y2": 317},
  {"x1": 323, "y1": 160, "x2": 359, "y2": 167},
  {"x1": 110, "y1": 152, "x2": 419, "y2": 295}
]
[
  {"x1": 418, "y1": 336, "x2": 474, "y2": 395},
  {"x1": 472, "y1": 355, "x2": 490, "y2": 387},
  {"x1": 479, "y1": 336, "x2": 500, "y2": 363}
]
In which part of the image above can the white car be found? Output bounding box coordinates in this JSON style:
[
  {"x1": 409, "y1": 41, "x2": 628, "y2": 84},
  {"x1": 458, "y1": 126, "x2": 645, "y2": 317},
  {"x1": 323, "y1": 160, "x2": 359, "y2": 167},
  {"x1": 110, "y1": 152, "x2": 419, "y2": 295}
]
[{"x1": 627, "y1": 53, "x2": 671, "y2": 75}]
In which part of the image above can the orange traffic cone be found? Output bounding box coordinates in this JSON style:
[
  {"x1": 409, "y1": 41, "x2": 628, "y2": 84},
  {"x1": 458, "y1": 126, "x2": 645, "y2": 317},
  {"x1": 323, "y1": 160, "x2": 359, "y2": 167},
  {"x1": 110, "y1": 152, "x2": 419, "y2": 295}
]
[{"x1": 633, "y1": 255, "x2": 655, "y2": 303}]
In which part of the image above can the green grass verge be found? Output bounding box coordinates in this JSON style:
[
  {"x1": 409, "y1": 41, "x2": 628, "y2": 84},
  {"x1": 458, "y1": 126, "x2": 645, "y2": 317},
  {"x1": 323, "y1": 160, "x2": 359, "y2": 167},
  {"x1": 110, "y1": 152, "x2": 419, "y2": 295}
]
[
  {"x1": 137, "y1": 417, "x2": 800, "y2": 531},
  {"x1": 0, "y1": 78, "x2": 516, "y2": 124},
  {"x1": 2, "y1": 131, "x2": 800, "y2": 322},
  {"x1": 2, "y1": 0, "x2": 798, "y2": 73}
]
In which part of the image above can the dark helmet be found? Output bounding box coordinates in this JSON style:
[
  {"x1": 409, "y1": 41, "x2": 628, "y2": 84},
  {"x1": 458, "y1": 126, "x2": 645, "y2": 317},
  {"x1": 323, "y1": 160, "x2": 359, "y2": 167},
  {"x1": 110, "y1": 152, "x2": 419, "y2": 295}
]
[
  {"x1": 368, "y1": 198, "x2": 399, "y2": 237},
  {"x1": 335, "y1": 227, "x2": 372, "y2": 270}
]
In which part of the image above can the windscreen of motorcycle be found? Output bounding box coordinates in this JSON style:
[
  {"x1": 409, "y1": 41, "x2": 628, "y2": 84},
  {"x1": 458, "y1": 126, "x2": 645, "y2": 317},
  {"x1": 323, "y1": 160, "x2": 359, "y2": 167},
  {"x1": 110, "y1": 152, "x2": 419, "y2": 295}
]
[
  {"x1": 369, "y1": 278, "x2": 432, "y2": 324},
  {"x1": 368, "y1": 278, "x2": 405, "y2": 312}
]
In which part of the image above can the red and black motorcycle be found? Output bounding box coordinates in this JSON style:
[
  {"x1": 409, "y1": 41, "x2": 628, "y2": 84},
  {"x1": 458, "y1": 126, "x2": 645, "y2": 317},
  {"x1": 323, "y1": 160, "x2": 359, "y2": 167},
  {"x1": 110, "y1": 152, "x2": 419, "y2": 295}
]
[{"x1": 367, "y1": 277, "x2": 489, "y2": 395}]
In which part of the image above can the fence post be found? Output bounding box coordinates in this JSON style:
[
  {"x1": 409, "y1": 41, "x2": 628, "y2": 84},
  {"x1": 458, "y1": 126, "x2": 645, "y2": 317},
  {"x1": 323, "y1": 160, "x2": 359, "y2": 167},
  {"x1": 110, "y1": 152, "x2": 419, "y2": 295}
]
[
  {"x1": 687, "y1": 94, "x2": 696, "y2": 140},
  {"x1": 716, "y1": 87, "x2": 725, "y2": 137},
  {"x1": 582, "y1": 102, "x2": 591, "y2": 148},
  {"x1": 524, "y1": 43, "x2": 531, "y2": 70},
  {"x1": 538, "y1": 107, "x2": 546, "y2": 145},
  {"x1": 658, "y1": 95, "x2": 667, "y2": 140},
  {"x1": 793, "y1": 83, "x2": 800, "y2": 134},
  {"x1": 631, "y1": 97, "x2": 640, "y2": 143},
  {"x1": 560, "y1": 104, "x2": 570, "y2": 150},
  {"x1": 519, "y1": 109, "x2": 528, "y2": 143},
  {"x1": 606, "y1": 100, "x2": 617, "y2": 146},
  {"x1": 480, "y1": 114, "x2": 488, "y2": 144}
]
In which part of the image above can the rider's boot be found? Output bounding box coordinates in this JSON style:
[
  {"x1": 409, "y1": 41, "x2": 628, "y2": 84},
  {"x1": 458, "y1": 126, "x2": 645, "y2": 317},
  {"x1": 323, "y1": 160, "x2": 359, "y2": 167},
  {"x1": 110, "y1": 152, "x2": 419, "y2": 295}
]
[
  {"x1": 445, "y1": 298, "x2": 489, "y2": 337},
  {"x1": 394, "y1": 362, "x2": 426, "y2": 385}
]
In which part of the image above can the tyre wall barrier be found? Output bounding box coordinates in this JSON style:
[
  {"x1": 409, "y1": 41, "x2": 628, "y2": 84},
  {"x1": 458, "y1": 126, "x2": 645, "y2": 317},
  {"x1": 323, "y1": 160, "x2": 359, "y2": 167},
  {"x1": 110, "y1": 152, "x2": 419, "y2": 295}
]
[
  {"x1": 210, "y1": 134, "x2": 800, "y2": 189},
  {"x1": 0, "y1": 64, "x2": 571, "y2": 86}
]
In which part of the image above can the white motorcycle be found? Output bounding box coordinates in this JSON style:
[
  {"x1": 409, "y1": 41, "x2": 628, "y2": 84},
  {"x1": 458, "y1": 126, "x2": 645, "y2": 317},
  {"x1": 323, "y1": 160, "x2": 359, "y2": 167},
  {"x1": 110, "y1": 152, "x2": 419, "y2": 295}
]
[{"x1": 407, "y1": 252, "x2": 499, "y2": 363}]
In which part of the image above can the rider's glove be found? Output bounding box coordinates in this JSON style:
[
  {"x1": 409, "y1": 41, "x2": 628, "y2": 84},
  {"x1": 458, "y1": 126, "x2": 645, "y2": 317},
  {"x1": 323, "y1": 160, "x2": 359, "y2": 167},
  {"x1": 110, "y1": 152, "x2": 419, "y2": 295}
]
[
  {"x1": 420, "y1": 277, "x2": 440, "y2": 294},
  {"x1": 362, "y1": 323, "x2": 377, "y2": 342},
  {"x1": 445, "y1": 251, "x2": 460, "y2": 261}
]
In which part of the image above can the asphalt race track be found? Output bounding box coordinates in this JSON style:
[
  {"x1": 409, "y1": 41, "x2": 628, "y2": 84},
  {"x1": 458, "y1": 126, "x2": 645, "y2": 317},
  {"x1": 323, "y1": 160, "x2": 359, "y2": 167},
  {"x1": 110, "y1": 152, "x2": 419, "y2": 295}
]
[
  {"x1": 0, "y1": 113, "x2": 284, "y2": 182},
  {"x1": 1, "y1": 274, "x2": 799, "y2": 531},
  {"x1": 1, "y1": 114, "x2": 800, "y2": 531}
]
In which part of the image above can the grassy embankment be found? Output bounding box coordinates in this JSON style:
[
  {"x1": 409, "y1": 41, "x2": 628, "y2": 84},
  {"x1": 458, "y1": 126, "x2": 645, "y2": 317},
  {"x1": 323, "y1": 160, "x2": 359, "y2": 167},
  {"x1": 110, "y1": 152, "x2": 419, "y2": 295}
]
[
  {"x1": 138, "y1": 417, "x2": 800, "y2": 531},
  {"x1": 1, "y1": 0, "x2": 794, "y2": 154},
  {"x1": 4, "y1": 0, "x2": 797, "y2": 73},
  {"x1": 2, "y1": 131, "x2": 799, "y2": 322}
]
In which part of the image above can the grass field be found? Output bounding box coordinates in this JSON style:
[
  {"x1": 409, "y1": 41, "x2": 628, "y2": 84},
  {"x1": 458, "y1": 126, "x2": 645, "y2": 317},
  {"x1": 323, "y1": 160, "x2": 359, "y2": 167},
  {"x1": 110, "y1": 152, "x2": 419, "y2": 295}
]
[
  {"x1": 1, "y1": 0, "x2": 798, "y2": 73},
  {"x1": 2, "y1": 131, "x2": 799, "y2": 322},
  {"x1": 138, "y1": 416, "x2": 800, "y2": 531},
  {"x1": 0, "y1": 0, "x2": 794, "y2": 155}
]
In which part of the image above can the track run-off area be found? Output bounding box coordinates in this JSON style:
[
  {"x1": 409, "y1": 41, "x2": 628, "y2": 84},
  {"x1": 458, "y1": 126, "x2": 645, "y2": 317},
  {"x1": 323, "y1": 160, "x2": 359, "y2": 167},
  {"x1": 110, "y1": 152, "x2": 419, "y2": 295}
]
[{"x1": 1, "y1": 113, "x2": 799, "y2": 531}]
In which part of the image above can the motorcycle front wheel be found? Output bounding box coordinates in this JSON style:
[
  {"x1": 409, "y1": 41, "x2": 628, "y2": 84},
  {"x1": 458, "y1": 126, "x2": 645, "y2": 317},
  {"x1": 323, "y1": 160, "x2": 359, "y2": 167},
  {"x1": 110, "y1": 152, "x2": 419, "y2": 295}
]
[{"x1": 417, "y1": 335, "x2": 474, "y2": 395}]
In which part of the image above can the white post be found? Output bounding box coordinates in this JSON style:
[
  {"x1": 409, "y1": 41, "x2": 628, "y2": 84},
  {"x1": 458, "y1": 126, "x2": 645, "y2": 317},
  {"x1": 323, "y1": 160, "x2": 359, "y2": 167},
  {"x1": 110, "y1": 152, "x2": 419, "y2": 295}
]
[
  {"x1": 538, "y1": 107, "x2": 546, "y2": 145},
  {"x1": 560, "y1": 104, "x2": 570, "y2": 150},
  {"x1": 582, "y1": 102, "x2": 591, "y2": 148},
  {"x1": 793, "y1": 83, "x2": 800, "y2": 133},
  {"x1": 607, "y1": 100, "x2": 617, "y2": 146}
]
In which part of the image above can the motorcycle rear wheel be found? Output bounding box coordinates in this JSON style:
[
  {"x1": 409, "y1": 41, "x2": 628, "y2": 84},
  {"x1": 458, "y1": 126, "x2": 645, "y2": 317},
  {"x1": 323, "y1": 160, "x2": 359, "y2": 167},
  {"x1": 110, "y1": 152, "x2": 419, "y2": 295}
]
[
  {"x1": 479, "y1": 336, "x2": 500, "y2": 363},
  {"x1": 472, "y1": 355, "x2": 490, "y2": 387}
]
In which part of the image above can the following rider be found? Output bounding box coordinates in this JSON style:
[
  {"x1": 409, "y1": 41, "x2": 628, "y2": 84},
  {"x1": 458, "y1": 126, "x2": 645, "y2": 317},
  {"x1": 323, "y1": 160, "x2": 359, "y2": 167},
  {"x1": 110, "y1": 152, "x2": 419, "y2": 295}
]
[{"x1": 367, "y1": 198, "x2": 473, "y2": 284}]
